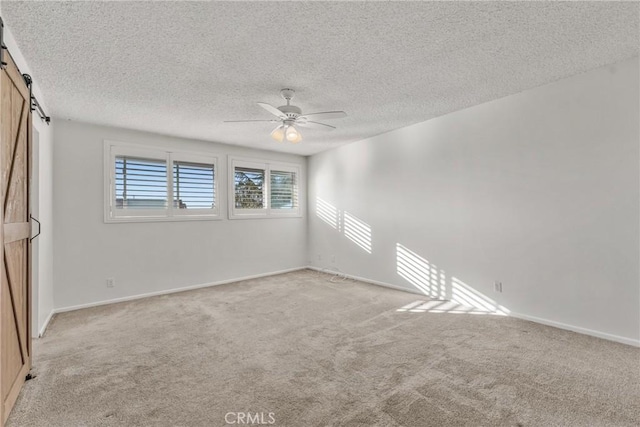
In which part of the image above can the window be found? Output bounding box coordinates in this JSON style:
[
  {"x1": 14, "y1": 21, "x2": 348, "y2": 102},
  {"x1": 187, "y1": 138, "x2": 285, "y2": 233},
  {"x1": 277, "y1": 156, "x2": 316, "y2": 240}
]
[
  {"x1": 174, "y1": 161, "x2": 216, "y2": 210},
  {"x1": 116, "y1": 156, "x2": 168, "y2": 210},
  {"x1": 234, "y1": 166, "x2": 265, "y2": 210},
  {"x1": 229, "y1": 158, "x2": 301, "y2": 219},
  {"x1": 105, "y1": 141, "x2": 219, "y2": 222},
  {"x1": 270, "y1": 170, "x2": 298, "y2": 210}
]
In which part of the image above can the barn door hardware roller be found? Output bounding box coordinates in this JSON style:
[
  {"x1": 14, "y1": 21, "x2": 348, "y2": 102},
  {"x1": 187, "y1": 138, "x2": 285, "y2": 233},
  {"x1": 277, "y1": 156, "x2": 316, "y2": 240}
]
[
  {"x1": 0, "y1": 17, "x2": 7, "y2": 69},
  {"x1": 22, "y1": 74, "x2": 51, "y2": 125},
  {"x1": 0, "y1": 17, "x2": 51, "y2": 124}
]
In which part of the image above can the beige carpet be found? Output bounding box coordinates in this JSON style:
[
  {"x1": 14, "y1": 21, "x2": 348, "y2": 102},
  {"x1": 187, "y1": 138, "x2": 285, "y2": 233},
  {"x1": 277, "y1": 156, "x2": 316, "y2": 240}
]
[{"x1": 7, "y1": 270, "x2": 640, "y2": 426}]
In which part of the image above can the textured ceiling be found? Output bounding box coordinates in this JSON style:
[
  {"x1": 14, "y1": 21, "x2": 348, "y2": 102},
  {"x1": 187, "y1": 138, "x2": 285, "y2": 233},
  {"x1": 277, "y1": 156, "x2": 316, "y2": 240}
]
[{"x1": 2, "y1": 1, "x2": 638, "y2": 155}]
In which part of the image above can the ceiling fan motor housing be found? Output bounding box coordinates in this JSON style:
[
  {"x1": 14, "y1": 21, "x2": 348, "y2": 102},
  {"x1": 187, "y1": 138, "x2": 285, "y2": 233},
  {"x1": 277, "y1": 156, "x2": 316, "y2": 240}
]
[{"x1": 278, "y1": 104, "x2": 302, "y2": 118}]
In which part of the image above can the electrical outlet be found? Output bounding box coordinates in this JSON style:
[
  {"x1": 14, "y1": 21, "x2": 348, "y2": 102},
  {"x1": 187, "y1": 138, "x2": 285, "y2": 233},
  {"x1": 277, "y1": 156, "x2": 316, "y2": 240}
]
[
  {"x1": 106, "y1": 278, "x2": 115, "y2": 288},
  {"x1": 330, "y1": 255, "x2": 336, "y2": 264},
  {"x1": 317, "y1": 254, "x2": 322, "y2": 261},
  {"x1": 494, "y1": 281, "x2": 502, "y2": 293}
]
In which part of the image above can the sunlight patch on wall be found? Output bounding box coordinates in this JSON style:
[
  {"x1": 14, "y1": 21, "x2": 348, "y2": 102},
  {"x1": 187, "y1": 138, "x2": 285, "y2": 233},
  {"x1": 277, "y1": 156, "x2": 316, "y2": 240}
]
[
  {"x1": 451, "y1": 277, "x2": 510, "y2": 315},
  {"x1": 343, "y1": 211, "x2": 372, "y2": 254},
  {"x1": 396, "y1": 243, "x2": 445, "y2": 298},
  {"x1": 315, "y1": 198, "x2": 373, "y2": 255},
  {"x1": 316, "y1": 197, "x2": 339, "y2": 229}
]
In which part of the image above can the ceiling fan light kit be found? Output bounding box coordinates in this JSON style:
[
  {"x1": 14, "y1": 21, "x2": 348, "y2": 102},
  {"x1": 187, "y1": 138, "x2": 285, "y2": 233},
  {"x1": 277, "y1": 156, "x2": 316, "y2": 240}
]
[
  {"x1": 270, "y1": 123, "x2": 302, "y2": 144},
  {"x1": 224, "y1": 88, "x2": 347, "y2": 144}
]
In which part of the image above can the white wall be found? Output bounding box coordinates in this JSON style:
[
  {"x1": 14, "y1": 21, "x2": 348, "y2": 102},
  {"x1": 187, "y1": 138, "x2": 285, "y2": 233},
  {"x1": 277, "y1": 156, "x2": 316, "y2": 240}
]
[
  {"x1": 52, "y1": 121, "x2": 307, "y2": 310},
  {"x1": 308, "y1": 57, "x2": 640, "y2": 345},
  {"x1": 1, "y1": 14, "x2": 55, "y2": 337}
]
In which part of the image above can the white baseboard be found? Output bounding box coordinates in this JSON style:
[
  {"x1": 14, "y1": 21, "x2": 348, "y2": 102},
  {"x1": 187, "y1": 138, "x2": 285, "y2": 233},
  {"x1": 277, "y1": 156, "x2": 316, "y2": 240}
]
[
  {"x1": 509, "y1": 312, "x2": 640, "y2": 348},
  {"x1": 308, "y1": 265, "x2": 640, "y2": 348},
  {"x1": 306, "y1": 265, "x2": 427, "y2": 295},
  {"x1": 54, "y1": 267, "x2": 307, "y2": 314},
  {"x1": 38, "y1": 309, "x2": 55, "y2": 338},
  {"x1": 51, "y1": 265, "x2": 640, "y2": 348}
]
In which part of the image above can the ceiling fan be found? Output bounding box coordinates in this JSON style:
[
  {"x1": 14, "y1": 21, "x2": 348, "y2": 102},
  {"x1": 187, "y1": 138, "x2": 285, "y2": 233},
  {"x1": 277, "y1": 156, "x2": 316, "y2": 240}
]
[{"x1": 224, "y1": 89, "x2": 347, "y2": 143}]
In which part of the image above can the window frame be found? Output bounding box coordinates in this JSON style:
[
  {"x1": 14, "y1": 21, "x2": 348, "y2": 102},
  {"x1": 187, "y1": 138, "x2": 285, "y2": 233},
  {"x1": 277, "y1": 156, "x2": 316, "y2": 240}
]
[
  {"x1": 104, "y1": 141, "x2": 221, "y2": 223},
  {"x1": 228, "y1": 157, "x2": 302, "y2": 219}
]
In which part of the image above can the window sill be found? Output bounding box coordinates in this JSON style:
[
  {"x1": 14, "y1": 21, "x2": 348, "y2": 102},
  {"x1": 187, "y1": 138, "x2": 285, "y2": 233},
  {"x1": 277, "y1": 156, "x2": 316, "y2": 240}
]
[
  {"x1": 105, "y1": 215, "x2": 223, "y2": 224},
  {"x1": 228, "y1": 213, "x2": 303, "y2": 220}
]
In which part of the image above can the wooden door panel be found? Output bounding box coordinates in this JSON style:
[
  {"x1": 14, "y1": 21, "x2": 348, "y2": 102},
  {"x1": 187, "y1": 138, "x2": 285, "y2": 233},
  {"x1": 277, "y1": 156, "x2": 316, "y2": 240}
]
[
  {"x1": 0, "y1": 75, "x2": 13, "y2": 191},
  {"x1": 5, "y1": 241, "x2": 27, "y2": 357},
  {"x1": 5, "y1": 101, "x2": 27, "y2": 224},
  {"x1": 2, "y1": 224, "x2": 29, "y2": 245},
  {"x1": 1, "y1": 67, "x2": 27, "y2": 200},
  {"x1": 0, "y1": 51, "x2": 31, "y2": 426},
  {"x1": 1, "y1": 269, "x2": 22, "y2": 397}
]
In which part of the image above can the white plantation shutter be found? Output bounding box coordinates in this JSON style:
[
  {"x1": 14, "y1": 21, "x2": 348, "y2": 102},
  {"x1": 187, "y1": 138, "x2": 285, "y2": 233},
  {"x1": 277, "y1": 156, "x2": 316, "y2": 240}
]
[
  {"x1": 270, "y1": 170, "x2": 298, "y2": 210},
  {"x1": 173, "y1": 161, "x2": 216, "y2": 209},
  {"x1": 106, "y1": 141, "x2": 220, "y2": 222},
  {"x1": 229, "y1": 158, "x2": 301, "y2": 218},
  {"x1": 234, "y1": 166, "x2": 265, "y2": 209},
  {"x1": 115, "y1": 156, "x2": 168, "y2": 209}
]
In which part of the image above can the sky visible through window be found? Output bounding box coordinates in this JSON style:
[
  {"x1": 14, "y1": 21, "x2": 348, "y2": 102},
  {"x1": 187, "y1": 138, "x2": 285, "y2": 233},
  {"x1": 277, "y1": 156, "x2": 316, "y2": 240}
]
[
  {"x1": 115, "y1": 156, "x2": 215, "y2": 209},
  {"x1": 173, "y1": 161, "x2": 215, "y2": 209}
]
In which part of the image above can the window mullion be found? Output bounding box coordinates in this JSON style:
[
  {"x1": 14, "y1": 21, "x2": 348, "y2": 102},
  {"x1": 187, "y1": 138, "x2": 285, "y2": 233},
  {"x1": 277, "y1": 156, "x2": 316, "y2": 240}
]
[
  {"x1": 265, "y1": 166, "x2": 271, "y2": 216},
  {"x1": 167, "y1": 153, "x2": 174, "y2": 217},
  {"x1": 122, "y1": 157, "x2": 128, "y2": 205},
  {"x1": 110, "y1": 149, "x2": 116, "y2": 219}
]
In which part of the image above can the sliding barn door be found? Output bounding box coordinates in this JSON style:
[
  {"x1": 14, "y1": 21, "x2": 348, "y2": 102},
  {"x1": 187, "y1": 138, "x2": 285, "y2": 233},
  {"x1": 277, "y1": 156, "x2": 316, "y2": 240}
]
[{"x1": 0, "y1": 51, "x2": 31, "y2": 426}]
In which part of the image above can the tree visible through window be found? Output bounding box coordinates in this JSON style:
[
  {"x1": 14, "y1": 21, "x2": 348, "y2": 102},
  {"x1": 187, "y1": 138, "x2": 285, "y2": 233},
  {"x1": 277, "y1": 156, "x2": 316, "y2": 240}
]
[
  {"x1": 230, "y1": 159, "x2": 300, "y2": 217},
  {"x1": 234, "y1": 167, "x2": 265, "y2": 209}
]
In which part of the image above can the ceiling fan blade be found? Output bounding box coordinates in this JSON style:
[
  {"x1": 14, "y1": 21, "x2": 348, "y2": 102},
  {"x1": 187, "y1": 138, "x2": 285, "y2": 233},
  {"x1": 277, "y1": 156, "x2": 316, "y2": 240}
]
[
  {"x1": 298, "y1": 111, "x2": 346, "y2": 121},
  {"x1": 297, "y1": 121, "x2": 336, "y2": 130},
  {"x1": 257, "y1": 102, "x2": 287, "y2": 119},
  {"x1": 223, "y1": 119, "x2": 279, "y2": 123}
]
